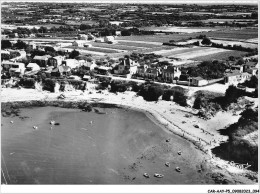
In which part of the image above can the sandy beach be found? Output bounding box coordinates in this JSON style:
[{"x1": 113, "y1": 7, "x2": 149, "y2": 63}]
[{"x1": 1, "y1": 87, "x2": 258, "y2": 184}]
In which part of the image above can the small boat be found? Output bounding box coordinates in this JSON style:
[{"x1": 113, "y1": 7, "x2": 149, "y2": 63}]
[
  {"x1": 143, "y1": 173, "x2": 150, "y2": 178},
  {"x1": 175, "y1": 167, "x2": 181, "y2": 172},
  {"x1": 50, "y1": 120, "x2": 55, "y2": 125},
  {"x1": 165, "y1": 162, "x2": 170, "y2": 167},
  {"x1": 154, "y1": 173, "x2": 164, "y2": 178},
  {"x1": 178, "y1": 151, "x2": 182, "y2": 155},
  {"x1": 57, "y1": 94, "x2": 66, "y2": 99}
]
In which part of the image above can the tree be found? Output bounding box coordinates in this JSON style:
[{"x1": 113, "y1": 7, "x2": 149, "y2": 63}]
[
  {"x1": 38, "y1": 26, "x2": 48, "y2": 33},
  {"x1": 228, "y1": 56, "x2": 235, "y2": 61},
  {"x1": 201, "y1": 37, "x2": 211, "y2": 45},
  {"x1": 45, "y1": 46, "x2": 55, "y2": 53},
  {"x1": 237, "y1": 58, "x2": 244, "y2": 65},
  {"x1": 14, "y1": 40, "x2": 27, "y2": 49},
  {"x1": 173, "y1": 92, "x2": 187, "y2": 106},
  {"x1": 69, "y1": 49, "x2": 80, "y2": 59},
  {"x1": 121, "y1": 30, "x2": 131, "y2": 36},
  {"x1": 224, "y1": 85, "x2": 244, "y2": 105},
  {"x1": 1, "y1": 40, "x2": 12, "y2": 49}
]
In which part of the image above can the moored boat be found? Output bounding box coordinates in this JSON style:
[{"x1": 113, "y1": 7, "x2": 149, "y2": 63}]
[{"x1": 154, "y1": 173, "x2": 164, "y2": 178}]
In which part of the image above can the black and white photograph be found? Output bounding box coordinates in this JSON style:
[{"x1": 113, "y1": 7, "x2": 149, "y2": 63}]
[{"x1": 0, "y1": 0, "x2": 258, "y2": 193}]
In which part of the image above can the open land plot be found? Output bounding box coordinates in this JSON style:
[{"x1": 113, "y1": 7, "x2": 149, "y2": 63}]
[
  {"x1": 167, "y1": 47, "x2": 233, "y2": 60},
  {"x1": 115, "y1": 28, "x2": 257, "y2": 44},
  {"x1": 246, "y1": 38, "x2": 258, "y2": 44},
  {"x1": 117, "y1": 40, "x2": 162, "y2": 47},
  {"x1": 62, "y1": 47, "x2": 106, "y2": 56},
  {"x1": 66, "y1": 46, "x2": 122, "y2": 54},
  {"x1": 210, "y1": 39, "x2": 258, "y2": 49},
  {"x1": 90, "y1": 42, "x2": 144, "y2": 51},
  {"x1": 205, "y1": 28, "x2": 258, "y2": 40},
  {"x1": 190, "y1": 50, "x2": 248, "y2": 61},
  {"x1": 115, "y1": 34, "x2": 202, "y2": 43},
  {"x1": 152, "y1": 46, "x2": 210, "y2": 56},
  {"x1": 139, "y1": 26, "x2": 220, "y2": 33},
  {"x1": 203, "y1": 19, "x2": 257, "y2": 23}
]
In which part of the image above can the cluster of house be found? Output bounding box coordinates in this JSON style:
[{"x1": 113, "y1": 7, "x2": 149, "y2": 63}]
[
  {"x1": 224, "y1": 61, "x2": 258, "y2": 85},
  {"x1": 1, "y1": 45, "x2": 258, "y2": 87},
  {"x1": 78, "y1": 33, "x2": 118, "y2": 44}
]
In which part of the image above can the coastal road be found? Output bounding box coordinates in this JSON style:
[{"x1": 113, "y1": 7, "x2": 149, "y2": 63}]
[{"x1": 95, "y1": 74, "x2": 228, "y2": 94}]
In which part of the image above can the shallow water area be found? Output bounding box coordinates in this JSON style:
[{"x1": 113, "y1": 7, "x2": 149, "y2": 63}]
[{"x1": 1, "y1": 106, "x2": 207, "y2": 184}]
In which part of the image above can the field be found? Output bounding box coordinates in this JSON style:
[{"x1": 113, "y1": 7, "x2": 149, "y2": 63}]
[
  {"x1": 152, "y1": 47, "x2": 209, "y2": 56},
  {"x1": 66, "y1": 46, "x2": 122, "y2": 54},
  {"x1": 190, "y1": 50, "x2": 248, "y2": 61},
  {"x1": 117, "y1": 40, "x2": 161, "y2": 47},
  {"x1": 116, "y1": 34, "x2": 202, "y2": 43},
  {"x1": 210, "y1": 39, "x2": 258, "y2": 49},
  {"x1": 151, "y1": 46, "x2": 239, "y2": 60},
  {"x1": 115, "y1": 27, "x2": 258, "y2": 43},
  {"x1": 91, "y1": 43, "x2": 142, "y2": 51},
  {"x1": 205, "y1": 28, "x2": 258, "y2": 40},
  {"x1": 203, "y1": 19, "x2": 256, "y2": 23},
  {"x1": 139, "y1": 26, "x2": 218, "y2": 33}
]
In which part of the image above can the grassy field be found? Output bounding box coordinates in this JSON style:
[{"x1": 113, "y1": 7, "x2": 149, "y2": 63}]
[
  {"x1": 91, "y1": 42, "x2": 142, "y2": 51},
  {"x1": 190, "y1": 50, "x2": 248, "y2": 61},
  {"x1": 67, "y1": 46, "x2": 120, "y2": 54},
  {"x1": 116, "y1": 27, "x2": 257, "y2": 43},
  {"x1": 116, "y1": 34, "x2": 200, "y2": 43},
  {"x1": 206, "y1": 28, "x2": 258, "y2": 40},
  {"x1": 117, "y1": 41, "x2": 161, "y2": 48}
]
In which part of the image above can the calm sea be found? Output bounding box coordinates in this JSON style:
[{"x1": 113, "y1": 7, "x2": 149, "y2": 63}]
[{"x1": 1, "y1": 106, "x2": 206, "y2": 184}]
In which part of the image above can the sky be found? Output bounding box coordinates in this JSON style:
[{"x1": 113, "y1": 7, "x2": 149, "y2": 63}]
[{"x1": 1, "y1": 0, "x2": 258, "y2": 4}]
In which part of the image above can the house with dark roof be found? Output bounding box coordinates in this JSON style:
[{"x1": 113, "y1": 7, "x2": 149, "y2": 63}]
[
  {"x1": 243, "y1": 61, "x2": 258, "y2": 76},
  {"x1": 162, "y1": 66, "x2": 181, "y2": 83},
  {"x1": 48, "y1": 56, "x2": 65, "y2": 68},
  {"x1": 33, "y1": 55, "x2": 52, "y2": 67},
  {"x1": 115, "y1": 58, "x2": 139, "y2": 75},
  {"x1": 145, "y1": 68, "x2": 159, "y2": 79}
]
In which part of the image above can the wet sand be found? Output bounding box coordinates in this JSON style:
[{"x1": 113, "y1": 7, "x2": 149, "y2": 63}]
[{"x1": 1, "y1": 107, "x2": 208, "y2": 184}]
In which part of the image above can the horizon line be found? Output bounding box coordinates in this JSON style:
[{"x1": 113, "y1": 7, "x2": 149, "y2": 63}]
[{"x1": 1, "y1": 0, "x2": 258, "y2": 4}]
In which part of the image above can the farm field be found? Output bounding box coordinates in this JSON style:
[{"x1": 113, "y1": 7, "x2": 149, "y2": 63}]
[
  {"x1": 205, "y1": 28, "x2": 258, "y2": 40},
  {"x1": 246, "y1": 38, "x2": 258, "y2": 43},
  {"x1": 139, "y1": 26, "x2": 219, "y2": 33},
  {"x1": 190, "y1": 50, "x2": 248, "y2": 61},
  {"x1": 169, "y1": 47, "x2": 232, "y2": 59},
  {"x1": 117, "y1": 40, "x2": 162, "y2": 47},
  {"x1": 91, "y1": 42, "x2": 144, "y2": 51},
  {"x1": 152, "y1": 46, "x2": 209, "y2": 56},
  {"x1": 66, "y1": 46, "x2": 122, "y2": 54},
  {"x1": 210, "y1": 39, "x2": 258, "y2": 49},
  {"x1": 116, "y1": 27, "x2": 257, "y2": 43},
  {"x1": 115, "y1": 34, "x2": 202, "y2": 43},
  {"x1": 203, "y1": 19, "x2": 256, "y2": 23}
]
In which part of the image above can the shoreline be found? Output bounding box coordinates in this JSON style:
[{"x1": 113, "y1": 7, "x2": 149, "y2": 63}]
[{"x1": 1, "y1": 88, "x2": 258, "y2": 184}]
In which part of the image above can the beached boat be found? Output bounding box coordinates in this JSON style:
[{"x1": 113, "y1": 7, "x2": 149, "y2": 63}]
[
  {"x1": 143, "y1": 173, "x2": 150, "y2": 178},
  {"x1": 154, "y1": 173, "x2": 164, "y2": 178},
  {"x1": 57, "y1": 94, "x2": 66, "y2": 99}
]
